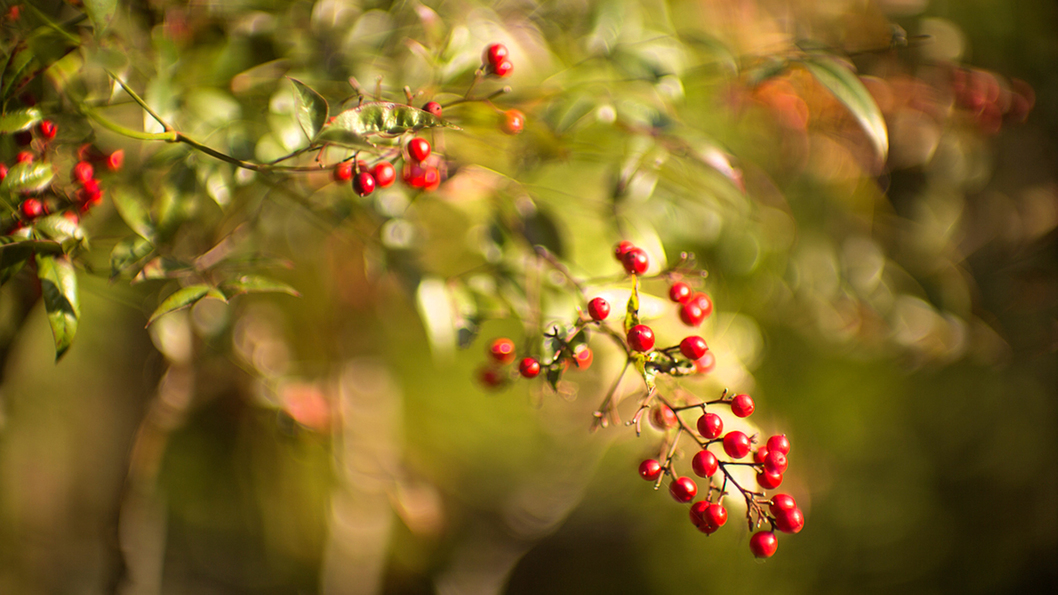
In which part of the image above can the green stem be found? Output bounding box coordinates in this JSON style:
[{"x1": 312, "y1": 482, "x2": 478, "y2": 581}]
[{"x1": 83, "y1": 108, "x2": 176, "y2": 142}]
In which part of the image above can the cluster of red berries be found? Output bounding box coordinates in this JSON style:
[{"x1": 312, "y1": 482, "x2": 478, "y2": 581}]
[
  {"x1": 332, "y1": 137, "x2": 440, "y2": 196},
  {"x1": 482, "y1": 43, "x2": 513, "y2": 78},
  {"x1": 477, "y1": 335, "x2": 593, "y2": 389},
  {"x1": 951, "y1": 67, "x2": 1035, "y2": 134},
  {"x1": 637, "y1": 393, "x2": 805, "y2": 558}
]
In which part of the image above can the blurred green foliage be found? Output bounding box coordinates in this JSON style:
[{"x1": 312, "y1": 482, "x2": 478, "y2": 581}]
[{"x1": 0, "y1": 0, "x2": 1055, "y2": 593}]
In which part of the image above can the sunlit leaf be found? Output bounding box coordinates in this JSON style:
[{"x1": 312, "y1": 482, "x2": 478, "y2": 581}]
[
  {"x1": 36, "y1": 255, "x2": 79, "y2": 360},
  {"x1": 0, "y1": 161, "x2": 54, "y2": 194},
  {"x1": 0, "y1": 107, "x2": 42, "y2": 133},
  {"x1": 83, "y1": 0, "x2": 117, "y2": 34},
  {"x1": 132, "y1": 257, "x2": 192, "y2": 283},
  {"x1": 800, "y1": 55, "x2": 888, "y2": 163},
  {"x1": 219, "y1": 275, "x2": 300, "y2": 299},
  {"x1": 148, "y1": 284, "x2": 224, "y2": 326},
  {"x1": 625, "y1": 276, "x2": 641, "y2": 333},
  {"x1": 112, "y1": 188, "x2": 155, "y2": 241},
  {"x1": 33, "y1": 214, "x2": 85, "y2": 244},
  {"x1": 317, "y1": 102, "x2": 457, "y2": 145},
  {"x1": 0, "y1": 239, "x2": 64, "y2": 269},
  {"x1": 289, "y1": 78, "x2": 329, "y2": 142},
  {"x1": 110, "y1": 235, "x2": 154, "y2": 279}
]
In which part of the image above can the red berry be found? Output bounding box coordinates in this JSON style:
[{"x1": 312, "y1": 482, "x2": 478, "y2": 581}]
[
  {"x1": 107, "y1": 150, "x2": 124, "y2": 172},
  {"x1": 691, "y1": 292, "x2": 713, "y2": 318},
  {"x1": 689, "y1": 501, "x2": 709, "y2": 528},
  {"x1": 613, "y1": 241, "x2": 635, "y2": 261},
  {"x1": 627, "y1": 324, "x2": 655, "y2": 352},
  {"x1": 0, "y1": 164, "x2": 8, "y2": 182},
  {"x1": 62, "y1": 211, "x2": 79, "y2": 224},
  {"x1": 408, "y1": 138, "x2": 431, "y2": 163},
  {"x1": 16, "y1": 151, "x2": 33, "y2": 164},
  {"x1": 20, "y1": 198, "x2": 44, "y2": 219},
  {"x1": 73, "y1": 161, "x2": 94, "y2": 184},
  {"x1": 679, "y1": 336, "x2": 708, "y2": 360},
  {"x1": 39, "y1": 120, "x2": 57, "y2": 140},
  {"x1": 403, "y1": 163, "x2": 426, "y2": 188},
  {"x1": 696, "y1": 412, "x2": 723, "y2": 439},
  {"x1": 649, "y1": 404, "x2": 678, "y2": 430},
  {"x1": 749, "y1": 531, "x2": 778, "y2": 558},
  {"x1": 422, "y1": 166, "x2": 441, "y2": 192},
  {"x1": 722, "y1": 431, "x2": 751, "y2": 459},
  {"x1": 488, "y1": 338, "x2": 516, "y2": 364},
  {"x1": 372, "y1": 162, "x2": 396, "y2": 188},
  {"x1": 704, "y1": 503, "x2": 728, "y2": 529},
  {"x1": 353, "y1": 172, "x2": 377, "y2": 196},
  {"x1": 621, "y1": 248, "x2": 649, "y2": 275},
  {"x1": 502, "y1": 109, "x2": 525, "y2": 135},
  {"x1": 691, "y1": 449, "x2": 718, "y2": 477},
  {"x1": 756, "y1": 470, "x2": 783, "y2": 489},
  {"x1": 669, "y1": 476, "x2": 697, "y2": 503},
  {"x1": 679, "y1": 301, "x2": 705, "y2": 326},
  {"x1": 477, "y1": 367, "x2": 505, "y2": 389},
  {"x1": 333, "y1": 161, "x2": 353, "y2": 183},
  {"x1": 78, "y1": 179, "x2": 102, "y2": 203},
  {"x1": 764, "y1": 450, "x2": 788, "y2": 475},
  {"x1": 774, "y1": 507, "x2": 805, "y2": 534},
  {"x1": 518, "y1": 357, "x2": 541, "y2": 378},
  {"x1": 482, "y1": 43, "x2": 509, "y2": 68},
  {"x1": 770, "y1": 494, "x2": 797, "y2": 514},
  {"x1": 669, "y1": 281, "x2": 692, "y2": 303},
  {"x1": 753, "y1": 447, "x2": 770, "y2": 465},
  {"x1": 694, "y1": 351, "x2": 716, "y2": 374},
  {"x1": 587, "y1": 297, "x2": 610, "y2": 321},
  {"x1": 638, "y1": 459, "x2": 662, "y2": 481},
  {"x1": 423, "y1": 101, "x2": 442, "y2": 118},
  {"x1": 572, "y1": 345, "x2": 593, "y2": 370},
  {"x1": 767, "y1": 434, "x2": 791, "y2": 455},
  {"x1": 490, "y1": 59, "x2": 514, "y2": 78},
  {"x1": 730, "y1": 393, "x2": 754, "y2": 418}
]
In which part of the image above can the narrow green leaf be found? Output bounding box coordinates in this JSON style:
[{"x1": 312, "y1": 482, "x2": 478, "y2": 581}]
[
  {"x1": 83, "y1": 0, "x2": 117, "y2": 34},
  {"x1": 132, "y1": 257, "x2": 192, "y2": 283},
  {"x1": 800, "y1": 55, "x2": 888, "y2": 163},
  {"x1": 317, "y1": 102, "x2": 457, "y2": 145},
  {"x1": 36, "y1": 255, "x2": 79, "y2": 360},
  {"x1": 33, "y1": 214, "x2": 85, "y2": 244},
  {"x1": 219, "y1": 275, "x2": 300, "y2": 299},
  {"x1": 0, "y1": 161, "x2": 54, "y2": 194},
  {"x1": 0, "y1": 107, "x2": 42, "y2": 133},
  {"x1": 633, "y1": 355, "x2": 656, "y2": 391},
  {"x1": 110, "y1": 235, "x2": 154, "y2": 279},
  {"x1": 289, "y1": 78, "x2": 329, "y2": 142},
  {"x1": 0, "y1": 239, "x2": 64, "y2": 268},
  {"x1": 112, "y1": 188, "x2": 155, "y2": 241},
  {"x1": 624, "y1": 276, "x2": 641, "y2": 333},
  {"x1": 147, "y1": 284, "x2": 221, "y2": 326}
]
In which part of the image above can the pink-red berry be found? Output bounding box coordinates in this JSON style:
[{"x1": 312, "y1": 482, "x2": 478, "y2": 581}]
[
  {"x1": 622, "y1": 247, "x2": 649, "y2": 275},
  {"x1": 408, "y1": 138, "x2": 431, "y2": 163},
  {"x1": 750, "y1": 531, "x2": 778, "y2": 558},
  {"x1": 638, "y1": 459, "x2": 662, "y2": 481},
  {"x1": 483, "y1": 43, "x2": 509, "y2": 68},
  {"x1": 627, "y1": 324, "x2": 655, "y2": 352},
  {"x1": 613, "y1": 241, "x2": 635, "y2": 261},
  {"x1": 20, "y1": 198, "x2": 44, "y2": 219},
  {"x1": 770, "y1": 494, "x2": 797, "y2": 514},
  {"x1": 477, "y1": 367, "x2": 505, "y2": 389},
  {"x1": 703, "y1": 503, "x2": 728, "y2": 529},
  {"x1": 372, "y1": 161, "x2": 396, "y2": 188},
  {"x1": 39, "y1": 120, "x2": 57, "y2": 140},
  {"x1": 73, "y1": 161, "x2": 93, "y2": 184},
  {"x1": 587, "y1": 297, "x2": 610, "y2": 321},
  {"x1": 689, "y1": 500, "x2": 709, "y2": 528},
  {"x1": 679, "y1": 301, "x2": 705, "y2": 326},
  {"x1": 571, "y1": 346, "x2": 593, "y2": 370},
  {"x1": 490, "y1": 59, "x2": 514, "y2": 78},
  {"x1": 774, "y1": 507, "x2": 804, "y2": 534},
  {"x1": 691, "y1": 449, "x2": 718, "y2": 477},
  {"x1": 722, "y1": 431, "x2": 752, "y2": 459},
  {"x1": 649, "y1": 404, "x2": 678, "y2": 430},
  {"x1": 767, "y1": 434, "x2": 791, "y2": 455},
  {"x1": 679, "y1": 336, "x2": 708, "y2": 360},
  {"x1": 16, "y1": 151, "x2": 33, "y2": 164},
  {"x1": 489, "y1": 337, "x2": 516, "y2": 364},
  {"x1": 0, "y1": 164, "x2": 8, "y2": 182},
  {"x1": 669, "y1": 476, "x2": 697, "y2": 503},
  {"x1": 691, "y1": 292, "x2": 713, "y2": 318},
  {"x1": 423, "y1": 101, "x2": 442, "y2": 118},
  {"x1": 669, "y1": 281, "x2": 692, "y2": 303},
  {"x1": 764, "y1": 450, "x2": 788, "y2": 475},
  {"x1": 333, "y1": 161, "x2": 353, "y2": 183},
  {"x1": 502, "y1": 109, "x2": 525, "y2": 135},
  {"x1": 107, "y1": 150, "x2": 124, "y2": 172},
  {"x1": 756, "y1": 470, "x2": 783, "y2": 489},
  {"x1": 518, "y1": 357, "x2": 540, "y2": 378},
  {"x1": 696, "y1": 412, "x2": 723, "y2": 439},
  {"x1": 694, "y1": 351, "x2": 716, "y2": 374},
  {"x1": 753, "y1": 447, "x2": 770, "y2": 465},
  {"x1": 731, "y1": 393, "x2": 755, "y2": 418},
  {"x1": 353, "y1": 172, "x2": 377, "y2": 196}
]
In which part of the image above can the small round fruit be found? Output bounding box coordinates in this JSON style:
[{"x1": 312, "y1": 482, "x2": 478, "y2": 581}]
[
  {"x1": 79, "y1": 179, "x2": 102, "y2": 203},
  {"x1": 756, "y1": 470, "x2": 783, "y2": 489},
  {"x1": 613, "y1": 241, "x2": 635, "y2": 261},
  {"x1": 518, "y1": 357, "x2": 541, "y2": 379},
  {"x1": 0, "y1": 164, "x2": 8, "y2": 182},
  {"x1": 704, "y1": 503, "x2": 728, "y2": 529},
  {"x1": 477, "y1": 367, "x2": 505, "y2": 389},
  {"x1": 689, "y1": 501, "x2": 709, "y2": 528},
  {"x1": 669, "y1": 476, "x2": 697, "y2": 503},
  {"x1": 669, "y1": 281, "x2": 692, "y2": 303},
  {"x1": 764, "y1": 450, "x2": 788, "y2": 475},
  {"x1": 423, "y1": 101, "x2": 442, "y2": 118},
  {"x1": 483, "y1": 43, "x2": 509, "y2": 67},
  {"x1": 39, "y1": 120, "x2": 57, "y2": 140},
  {"x1": 753, "y1": 447, "x2": 770, "y2": 465},
  {"x1": 622, "y1": 248, "x2": 649, "y2": 275},
  {"x1": 638, "y1": 459, "x2": 662, "y2": 481},
  {"x1": 20, "y1": 198, "x2": 44, "y2": 219},
  {"x1": 767, "y1": 434, "x2": 791, "y2": 455},
  {"x1": 107, "y1": 150, "x2": 124, "y2": 172},
  {"x1": 502, "y1": 109, "x2": 525, "y2": 135},
  {"x1": 730, "y1": 393, "x2": 755, "y2": 418},
  {"x1": 649, "y1": 404, "x2": 678, "y2": 431},
  {"x1": 691, "y1": 449, "x2": 718, "y2": 478},
  {"x1": 679, "y1": 301, "x2": 705, "y2": 326},
  {"x1": 696, "y1": 412, "x2": 723, "y2": 439},
  {"x1": 489, "y1": 338, "x2": 516, "y2": 364},
  {"x1": 333, "y1": 161, "x2": 354, "y2": 183},
  {"x1": 407, "y1": 137, "x2": 431, "y2": 163},
  {"x1": 372, "y1": 162, "x2": 396, "y2": 188},
  {"x1": 16, "y1": 151, "x2": 33, "y2": 164},
  {"x1": 722, "y1": 431, "x2": 752, "y2": 459},
  {"x1": 627, "y1": 324, "x2": 655, "y2": 352},
  {"x1": 770, "y1": 494, "x2": 797, "y2": 514},
  {"x1": 694, "y1": 352, "x2": 716, "y2": 374},
  {"x1": 774, "y1": 507, "x2": 805, "y2": 534},
  {"x1": 353, "y1": 172, "x2": 377, "y2": 196},
  {"x1": 73, "y1": 162, "x2": 94, "y2": 184},
  {"x1": 679, "y1": 336, "x2": 708, "y2": 360},
  {"x1": 691, "y1": 292, "x2": 714, "y2": 318},
  {"x1": 490, "y1": 58, "x2": 514, "y2": 78},
  {"x1": 750, "y1": 531, "x2": 778, "y2": 558},
  {"x1": 587, "y1": 297, "x2": 610, "y2": 321},
  {"x1": 572, "y1": 346, "x2": 593, "y2": 370},
  {"x1": 403, "y1": 164, "x2": 426, "y2": 188}
]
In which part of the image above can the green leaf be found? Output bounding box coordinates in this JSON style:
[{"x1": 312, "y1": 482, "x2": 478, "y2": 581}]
[
  {"x1": 36, "y1": 255, "x2": 79, "y2": 361},
  {"x1": 633, "y1": 354, "x2": 656, "y2": 391},
  {"x1": 83, "y1": 0, "x2": 116, "y2": 34},
  {"x1": 110, "y1": 235, "x2": 154, "y2": 279},
  {"x1": 624, "y1": 276, "x2": 641, "y2": 333},
  {"x1": 521, "y1": 207, "x2": 566, "y2": 258},
  {"x1": 33, "y1": 214, "x2": 86, "y2": 244},
  {"x1": 317, "y1": 102, "x2": 457, "y2": 145},
  {"x1": 132, "y1": 257, "x2": 191, "y2": 283},
  {"x1": 0, "y1": 161, "x2": 54, "y2": 194},
  {"x1": 0, "y1": 107, "x2": 42, "y2": 133},
  {"x1": 289, "y1": 78, "x2": 329, "y2": 142},
  {"x1": 148, "y1": 284, "x2": 223, "y2": 326},
  {"x1": 0, "y1": 239, "x2": 64, "y2": 269},
  {"x1": 219, "y1": 275, "x2": 300, "y2": 299},
  {"x1": 112, "y1": 188, "x2": 155, "y2": 241},
  {"x1": 800, "y1": 55, "x2": 888, "y2": 163}
]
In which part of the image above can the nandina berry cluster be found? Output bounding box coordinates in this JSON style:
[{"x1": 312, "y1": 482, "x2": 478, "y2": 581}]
[{"x1": 472, "y1": 241, "x2": 802, "y2": 557}]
